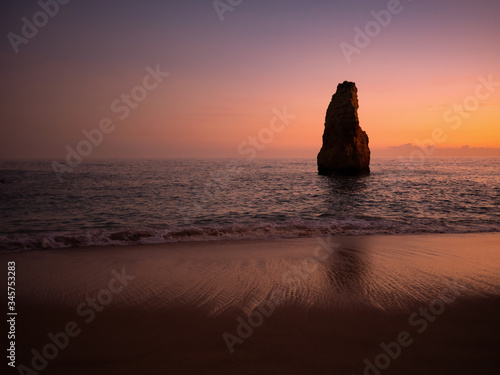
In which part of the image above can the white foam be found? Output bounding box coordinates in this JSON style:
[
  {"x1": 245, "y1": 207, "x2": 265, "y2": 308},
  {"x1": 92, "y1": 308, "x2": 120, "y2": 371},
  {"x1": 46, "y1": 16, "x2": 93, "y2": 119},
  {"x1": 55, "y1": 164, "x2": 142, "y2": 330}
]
[{"x1": 1, "y1": 219, "x2": 498, "y2": 251}]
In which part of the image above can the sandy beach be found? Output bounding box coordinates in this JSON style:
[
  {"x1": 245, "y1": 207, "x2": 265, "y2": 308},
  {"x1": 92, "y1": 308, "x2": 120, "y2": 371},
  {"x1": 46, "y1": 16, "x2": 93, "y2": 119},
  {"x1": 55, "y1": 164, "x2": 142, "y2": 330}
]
[{"x1": 3, "y1": 233, "x2": 500, "y2": 374}]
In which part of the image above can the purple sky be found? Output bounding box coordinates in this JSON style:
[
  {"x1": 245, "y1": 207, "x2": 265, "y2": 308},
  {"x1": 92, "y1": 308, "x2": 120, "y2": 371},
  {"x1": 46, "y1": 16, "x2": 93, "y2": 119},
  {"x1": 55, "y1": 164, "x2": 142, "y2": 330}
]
[{"x1": 1, "y1": 0, "x2": 499, "y2": 159}]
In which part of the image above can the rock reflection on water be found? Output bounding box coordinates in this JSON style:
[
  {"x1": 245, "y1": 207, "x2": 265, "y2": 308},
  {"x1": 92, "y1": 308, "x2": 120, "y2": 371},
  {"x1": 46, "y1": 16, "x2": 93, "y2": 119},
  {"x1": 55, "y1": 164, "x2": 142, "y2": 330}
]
[{"x1": 321, "y1": 174, "x2": 370, "y2": 217}]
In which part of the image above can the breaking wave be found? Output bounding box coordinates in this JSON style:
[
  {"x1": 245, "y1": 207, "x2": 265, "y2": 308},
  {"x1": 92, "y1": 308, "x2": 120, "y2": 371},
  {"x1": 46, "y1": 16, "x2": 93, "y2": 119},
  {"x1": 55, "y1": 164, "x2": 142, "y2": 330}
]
[{"x1": 1, "y1": 219, "x2": 498, "y2": 251}]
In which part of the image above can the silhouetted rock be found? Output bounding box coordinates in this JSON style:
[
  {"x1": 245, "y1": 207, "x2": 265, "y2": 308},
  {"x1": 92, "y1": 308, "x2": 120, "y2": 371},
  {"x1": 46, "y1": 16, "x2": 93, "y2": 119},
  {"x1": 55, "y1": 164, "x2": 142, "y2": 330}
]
[{"x1": 317, "y1": 81, "x2": 370, "y2": 175}]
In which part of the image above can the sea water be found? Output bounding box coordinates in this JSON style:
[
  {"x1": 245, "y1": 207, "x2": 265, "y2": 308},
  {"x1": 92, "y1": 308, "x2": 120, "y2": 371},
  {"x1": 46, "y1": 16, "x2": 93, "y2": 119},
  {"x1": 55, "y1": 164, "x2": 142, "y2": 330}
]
[{"x1": 0, "y1": 158, "x2": 498, "y2": 250}]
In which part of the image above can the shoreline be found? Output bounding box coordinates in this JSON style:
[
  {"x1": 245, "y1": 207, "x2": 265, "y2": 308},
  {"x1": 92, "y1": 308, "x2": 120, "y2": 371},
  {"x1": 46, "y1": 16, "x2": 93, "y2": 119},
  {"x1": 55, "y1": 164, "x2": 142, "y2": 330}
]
[{"x1": 2, "y1": 229, "x2": 500, "y2": 253}]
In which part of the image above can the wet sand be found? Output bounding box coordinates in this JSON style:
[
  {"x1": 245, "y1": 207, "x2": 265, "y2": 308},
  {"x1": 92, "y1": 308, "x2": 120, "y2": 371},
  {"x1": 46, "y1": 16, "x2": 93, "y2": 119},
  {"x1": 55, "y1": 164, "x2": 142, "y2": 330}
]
[{"x1": 3, "y1": 233, "x2": 500, "y2": 374}]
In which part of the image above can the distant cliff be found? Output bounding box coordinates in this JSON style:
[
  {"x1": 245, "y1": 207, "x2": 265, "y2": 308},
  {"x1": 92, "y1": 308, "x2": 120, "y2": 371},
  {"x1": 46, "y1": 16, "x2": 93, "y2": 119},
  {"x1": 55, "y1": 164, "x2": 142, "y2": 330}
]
[{"x1": 317, "y1": 81, "x2": 370, "y2": 175}]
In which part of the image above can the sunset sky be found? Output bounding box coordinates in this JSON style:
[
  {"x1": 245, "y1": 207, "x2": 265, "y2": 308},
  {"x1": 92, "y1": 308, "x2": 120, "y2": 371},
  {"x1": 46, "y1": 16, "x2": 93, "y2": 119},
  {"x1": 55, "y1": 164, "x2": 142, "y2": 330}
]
[{"x1": 1, "y1": 0, "x2": 499, "y2": 159}]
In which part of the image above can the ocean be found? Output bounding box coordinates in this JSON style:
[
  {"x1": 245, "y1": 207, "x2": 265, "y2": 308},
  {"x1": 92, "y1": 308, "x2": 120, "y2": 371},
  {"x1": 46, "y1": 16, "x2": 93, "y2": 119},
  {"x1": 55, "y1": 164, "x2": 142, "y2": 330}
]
[{"x1": 0, "y1": 158, "x2": 498, "y2": 251}]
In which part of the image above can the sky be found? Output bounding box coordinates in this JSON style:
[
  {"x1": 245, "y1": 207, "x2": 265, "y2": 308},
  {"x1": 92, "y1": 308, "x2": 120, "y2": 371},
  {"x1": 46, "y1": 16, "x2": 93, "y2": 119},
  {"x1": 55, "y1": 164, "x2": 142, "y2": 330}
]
[{"x1": 0, "y1": 0, "x2": 499, "y2": 160}]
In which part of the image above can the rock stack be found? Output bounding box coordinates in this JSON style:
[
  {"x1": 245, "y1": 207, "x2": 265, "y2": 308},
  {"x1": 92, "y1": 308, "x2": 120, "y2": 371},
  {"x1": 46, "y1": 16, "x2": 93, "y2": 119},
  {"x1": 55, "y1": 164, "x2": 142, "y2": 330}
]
[{"x1": 317, "y1": 81, "x2": 370, "y2": 175}]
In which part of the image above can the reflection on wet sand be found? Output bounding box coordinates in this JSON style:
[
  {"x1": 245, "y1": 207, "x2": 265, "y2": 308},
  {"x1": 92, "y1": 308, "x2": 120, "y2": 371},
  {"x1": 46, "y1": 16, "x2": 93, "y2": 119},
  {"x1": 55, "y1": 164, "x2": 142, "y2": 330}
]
[{"x1": 327, "y1": 246, "x2": 369, "y2": 294}]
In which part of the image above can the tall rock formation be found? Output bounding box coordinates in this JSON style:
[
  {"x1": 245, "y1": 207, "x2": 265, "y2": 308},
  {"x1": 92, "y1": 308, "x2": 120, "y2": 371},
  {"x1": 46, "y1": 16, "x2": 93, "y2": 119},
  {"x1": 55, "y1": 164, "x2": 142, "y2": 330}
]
[{"x1": 317, "y1": 81, "x2": 370, "y2": 175}]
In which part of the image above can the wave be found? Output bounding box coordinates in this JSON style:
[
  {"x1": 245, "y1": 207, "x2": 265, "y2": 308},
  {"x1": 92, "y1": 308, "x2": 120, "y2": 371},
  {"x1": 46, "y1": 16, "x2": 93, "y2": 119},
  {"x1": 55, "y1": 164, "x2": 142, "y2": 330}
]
[{"x1": 1, "y1": 219, "x2": 498, "y2": 251}]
